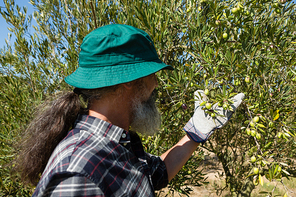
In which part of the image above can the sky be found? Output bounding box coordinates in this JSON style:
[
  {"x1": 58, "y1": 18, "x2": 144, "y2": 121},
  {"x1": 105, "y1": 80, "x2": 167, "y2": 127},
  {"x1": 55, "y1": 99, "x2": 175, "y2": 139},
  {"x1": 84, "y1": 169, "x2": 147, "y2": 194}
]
[
  {"x1": 0, "y1": 0, "x2": 296, "y2": 50},
  {"x1": 0, "y1": 0, "x2": 36, "y2": 49}
]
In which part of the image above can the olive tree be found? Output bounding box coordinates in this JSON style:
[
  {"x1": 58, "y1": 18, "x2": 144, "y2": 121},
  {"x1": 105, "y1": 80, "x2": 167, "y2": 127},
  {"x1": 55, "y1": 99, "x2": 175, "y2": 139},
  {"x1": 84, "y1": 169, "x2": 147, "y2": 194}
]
[{"x1": 1, "y1": 0, "x2": 296, "y2": 196}]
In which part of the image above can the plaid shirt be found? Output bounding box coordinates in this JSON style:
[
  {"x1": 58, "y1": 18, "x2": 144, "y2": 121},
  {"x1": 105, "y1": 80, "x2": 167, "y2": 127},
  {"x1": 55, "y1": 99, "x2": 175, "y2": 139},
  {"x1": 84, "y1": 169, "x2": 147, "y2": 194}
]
[{"x1": 32, "y1": 115, "x2": 168, "y2": 197}]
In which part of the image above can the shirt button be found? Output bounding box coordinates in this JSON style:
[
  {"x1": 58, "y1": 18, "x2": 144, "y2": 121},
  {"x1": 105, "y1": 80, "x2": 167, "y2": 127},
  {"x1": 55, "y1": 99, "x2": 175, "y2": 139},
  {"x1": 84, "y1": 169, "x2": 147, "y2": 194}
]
[{"x1": 122, "y1": 133, "x2": 126, "y2": 138}]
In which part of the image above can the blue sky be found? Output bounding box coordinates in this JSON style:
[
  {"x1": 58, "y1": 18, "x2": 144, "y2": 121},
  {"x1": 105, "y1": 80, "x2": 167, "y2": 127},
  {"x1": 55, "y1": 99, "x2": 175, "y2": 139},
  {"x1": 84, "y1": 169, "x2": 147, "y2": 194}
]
[
  {"x1": 0, "y1": 0, "x2": 36, "y2": 49},
  {"x1": 0, "y1": 0, "x2": 295, "y2": 50}
]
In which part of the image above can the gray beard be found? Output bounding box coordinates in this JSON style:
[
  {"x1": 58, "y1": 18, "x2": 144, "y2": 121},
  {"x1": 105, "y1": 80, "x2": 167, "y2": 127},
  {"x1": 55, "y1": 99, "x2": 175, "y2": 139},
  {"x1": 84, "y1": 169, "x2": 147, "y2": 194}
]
[{"x1": 130, "y1": 92, "x2": 161, "y2": 136}]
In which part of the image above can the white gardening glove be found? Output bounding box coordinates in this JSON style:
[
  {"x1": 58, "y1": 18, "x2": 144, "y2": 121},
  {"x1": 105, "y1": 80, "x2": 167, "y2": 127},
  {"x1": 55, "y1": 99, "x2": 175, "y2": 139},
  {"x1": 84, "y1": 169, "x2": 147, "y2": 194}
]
[{"x1": 183, "y1": 90, "x2": 245, "y2": 143}]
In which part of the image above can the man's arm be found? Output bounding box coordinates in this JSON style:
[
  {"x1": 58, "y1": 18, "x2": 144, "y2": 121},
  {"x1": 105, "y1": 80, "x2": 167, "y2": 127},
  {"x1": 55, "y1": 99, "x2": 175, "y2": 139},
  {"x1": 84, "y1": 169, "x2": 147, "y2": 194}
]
[
  {"x1": 160, "y1": 134, "x2": 199, "y2": 181},
  {"x1": 161, "y1": 91, "x2": 244, "y2": 182}
]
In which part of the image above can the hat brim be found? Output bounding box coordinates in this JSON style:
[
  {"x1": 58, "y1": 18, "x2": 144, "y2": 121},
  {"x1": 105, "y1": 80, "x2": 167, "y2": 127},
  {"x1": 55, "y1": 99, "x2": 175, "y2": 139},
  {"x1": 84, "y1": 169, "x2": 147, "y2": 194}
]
[{"x1": 65, "y1": 61, "x2": 173, "y2": 89}]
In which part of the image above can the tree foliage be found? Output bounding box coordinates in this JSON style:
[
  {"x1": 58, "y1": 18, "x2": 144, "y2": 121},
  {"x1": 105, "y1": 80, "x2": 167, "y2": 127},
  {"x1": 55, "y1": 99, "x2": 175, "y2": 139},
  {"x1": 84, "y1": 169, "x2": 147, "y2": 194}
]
[{"x1": 1, "y1": 0, "x2": 296, "y2": 196}]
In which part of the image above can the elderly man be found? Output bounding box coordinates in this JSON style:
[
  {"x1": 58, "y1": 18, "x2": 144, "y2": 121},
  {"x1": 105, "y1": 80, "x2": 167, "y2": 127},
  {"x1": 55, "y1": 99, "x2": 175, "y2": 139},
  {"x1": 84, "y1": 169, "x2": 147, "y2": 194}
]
[{"x1": 20, "y1": 24, "x2": 243, "y2": 196}]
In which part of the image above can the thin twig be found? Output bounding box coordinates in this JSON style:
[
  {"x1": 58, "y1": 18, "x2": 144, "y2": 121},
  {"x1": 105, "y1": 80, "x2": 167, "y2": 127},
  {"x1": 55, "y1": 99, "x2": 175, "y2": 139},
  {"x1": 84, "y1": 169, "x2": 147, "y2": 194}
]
[
  {"x1": 271, "y1": 182, "x2": 278, "y2": 196},
  {"x1": 90, "y1": 0, "x2": 98, "y2": 29},
  {"x1": 158, "y1": 77, "x2": 176, "y2": 105},
  {"x1": 63, "y1": 0, "x2": 73, "y2": 36},
  {"x1": 281, "y1": 179, "x2": 295, "y2": 194},
  {"x1": 24, "y1": 55, "x2": 36, "y2": 100}
]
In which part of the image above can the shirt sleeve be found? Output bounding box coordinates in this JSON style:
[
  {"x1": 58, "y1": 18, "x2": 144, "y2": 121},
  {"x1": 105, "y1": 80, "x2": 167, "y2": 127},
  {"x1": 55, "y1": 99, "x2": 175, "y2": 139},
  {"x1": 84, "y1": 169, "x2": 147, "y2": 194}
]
[
  {"x1": 145, "y1": 152, "x2": 169, "y2": 190},
  {"x1": 42, "y1": 173, "x2": 104, "y2": 197},
  {"x1": 129, "y1": 131, "x2": 169, "y2": 190}
]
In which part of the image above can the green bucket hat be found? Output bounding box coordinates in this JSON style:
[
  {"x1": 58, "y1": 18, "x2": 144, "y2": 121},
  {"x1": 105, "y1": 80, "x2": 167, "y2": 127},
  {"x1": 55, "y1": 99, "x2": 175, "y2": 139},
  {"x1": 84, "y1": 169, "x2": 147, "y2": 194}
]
[{"x1": 65, "y1": 24, "x2": 173, "y2": 89}]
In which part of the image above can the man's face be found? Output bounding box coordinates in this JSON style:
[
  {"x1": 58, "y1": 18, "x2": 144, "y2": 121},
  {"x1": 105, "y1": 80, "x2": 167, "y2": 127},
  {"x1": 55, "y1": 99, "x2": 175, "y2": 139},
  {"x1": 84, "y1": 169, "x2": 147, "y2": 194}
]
[
  {"x1": 129, "y1": 74, "x2": 161, "y2": 135},
  {"x1": 139, "y1": 73, "x2": 158, "y2": 100}
]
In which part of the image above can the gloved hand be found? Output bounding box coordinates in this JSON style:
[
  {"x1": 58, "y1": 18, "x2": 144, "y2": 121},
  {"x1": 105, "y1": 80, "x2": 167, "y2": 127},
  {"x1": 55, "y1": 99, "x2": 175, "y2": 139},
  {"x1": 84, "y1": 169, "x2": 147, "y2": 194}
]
[{"x1": 183, "y1": 90, "x2": 245, "y2": 143}]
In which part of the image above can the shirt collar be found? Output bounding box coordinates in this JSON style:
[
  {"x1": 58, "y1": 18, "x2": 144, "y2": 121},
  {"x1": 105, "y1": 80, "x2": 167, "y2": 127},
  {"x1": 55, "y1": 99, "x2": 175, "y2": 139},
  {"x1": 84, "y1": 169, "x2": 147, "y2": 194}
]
[{"x1": 74, "y1": 114, "x2": 130, "y2": 144}]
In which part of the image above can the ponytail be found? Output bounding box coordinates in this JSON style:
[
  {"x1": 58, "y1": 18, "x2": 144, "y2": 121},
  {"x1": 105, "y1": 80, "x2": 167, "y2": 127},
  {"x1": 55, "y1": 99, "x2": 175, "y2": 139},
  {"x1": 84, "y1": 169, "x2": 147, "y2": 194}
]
[
  {"x1": 16, "y1": 84, "x2": 120, "y2": 185},
  {"x1": 15, "y1": 91, "x2": 83, "y2": 185}
]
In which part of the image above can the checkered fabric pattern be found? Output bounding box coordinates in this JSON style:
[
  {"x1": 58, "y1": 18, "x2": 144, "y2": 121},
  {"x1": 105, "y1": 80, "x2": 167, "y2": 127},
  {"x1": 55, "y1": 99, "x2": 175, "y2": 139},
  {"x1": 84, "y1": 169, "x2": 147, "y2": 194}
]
[{"x1": 32, "y1": 115, "x2": 168, "y2": 197}]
